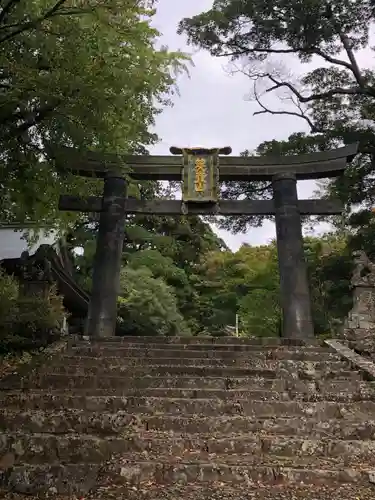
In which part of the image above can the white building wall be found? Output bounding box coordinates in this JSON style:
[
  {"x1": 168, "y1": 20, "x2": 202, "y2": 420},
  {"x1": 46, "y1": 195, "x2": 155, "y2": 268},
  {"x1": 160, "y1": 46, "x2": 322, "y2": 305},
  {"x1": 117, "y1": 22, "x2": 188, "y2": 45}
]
[{"x1": 0, "y1": 228, "x2": 58, "y2": 260}]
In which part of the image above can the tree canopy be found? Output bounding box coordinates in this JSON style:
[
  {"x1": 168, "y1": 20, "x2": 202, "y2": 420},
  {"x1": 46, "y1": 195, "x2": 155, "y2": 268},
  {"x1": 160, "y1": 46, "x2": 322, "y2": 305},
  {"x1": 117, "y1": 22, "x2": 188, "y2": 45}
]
[
  {"x1": 117, "y1": 266, "x2": 189, "y2": 337},
  {"x1": 1, "y1": 0, "x2": 187, "y2": 224},
  {"x1": 179, "y1": 0, "x2": 375, "y2": 243}
]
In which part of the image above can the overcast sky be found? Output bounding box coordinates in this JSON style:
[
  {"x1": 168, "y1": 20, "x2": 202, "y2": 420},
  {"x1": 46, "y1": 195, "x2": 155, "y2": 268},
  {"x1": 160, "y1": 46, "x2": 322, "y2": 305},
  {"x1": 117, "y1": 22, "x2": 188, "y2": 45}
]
[{"x1": 149, "y1": 1, "x2": 367, "y2": 251}]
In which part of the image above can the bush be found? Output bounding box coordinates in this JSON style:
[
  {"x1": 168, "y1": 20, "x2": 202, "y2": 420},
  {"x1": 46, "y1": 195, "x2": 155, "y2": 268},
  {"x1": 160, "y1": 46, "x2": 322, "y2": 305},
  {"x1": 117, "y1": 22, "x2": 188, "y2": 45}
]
[
  {"x1": 117, "y1": 266, "x2": 191, "y2": 337},
  {"x1": 0, "y1": 271, "x2": 66, "y2": 353}
]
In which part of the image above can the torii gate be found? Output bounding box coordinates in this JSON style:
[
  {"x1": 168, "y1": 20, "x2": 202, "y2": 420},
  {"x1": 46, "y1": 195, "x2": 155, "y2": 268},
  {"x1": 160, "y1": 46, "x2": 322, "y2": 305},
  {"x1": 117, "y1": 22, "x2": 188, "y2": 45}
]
[{"x1": 49, "y1": 143, "x2": 358, "y2": 339}]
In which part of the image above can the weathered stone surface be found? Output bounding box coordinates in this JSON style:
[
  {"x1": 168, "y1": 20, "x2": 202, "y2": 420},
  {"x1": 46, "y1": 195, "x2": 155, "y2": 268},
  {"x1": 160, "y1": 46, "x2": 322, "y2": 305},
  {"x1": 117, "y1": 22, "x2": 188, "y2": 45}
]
[
  {"x1": 0, "y1": 463, "x2": 99, "y2": 495},
  {"x1": 71, "y1": 483, "x2": 375, "y2": 500},
  {"x1": 2, "y1": 383, "x2": 374, "y2": 408},
  {"x1": 39, "y1": 364, "x2": 281, "y2": 378},
  {"x1": 3, "y1": 373, "x2": 372, "y2": 395},
  {"x1": 344, "y1": 251, "x2": 375, "y2": 330},
  {"x1": 136, "y1": 415, "x2": 375, "y2": 439},
  {"x1": 2, "y1": 397, "x2": 374, "y2": 419},
  {"x1": 339, "y1": 251, "x2": 375, "y2": 363},
  {"x1": 37, "y1": 361, "x2": 358, "y2": 383},
  {"x1": 2, "y1": 432, "x2": 375, "y2": 467},
  {"x1": 1, "y1": 373, "x2": 284, "y2": 391},
  {"x1": 1, "y1": 335, "x2": 375, "y2": 497},
  {"x1": 0, "y1": 409, "x2": 136, "y2": 435},
  {"x1": 71, "y1": 345, "x2": 338, "y2": 358},
  {"x1": 60, "y1": 355, "x2": 345, "y2": 369},
  {"x1": 99, "y1": 460, "x2": 373, "y2": 487},
  {"x1": 7, "y1": 461, "x2": 371, "y2": 493},
  {"x1": 325, "y1": 340, "x2": 375, "y2": 379},
  {"x1": 73, "y1": 336, "x2": 314, "y2": 345},
  {"x1": 342, "y1": 328, "x2": 375, "y2": 363}
]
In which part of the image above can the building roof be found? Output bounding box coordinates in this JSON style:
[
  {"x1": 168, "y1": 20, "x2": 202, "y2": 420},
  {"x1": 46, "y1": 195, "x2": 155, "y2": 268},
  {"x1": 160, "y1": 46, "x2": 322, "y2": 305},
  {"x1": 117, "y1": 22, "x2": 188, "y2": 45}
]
[{"x1": 0, "y1": 224, "x2": 59, "y2": 261}]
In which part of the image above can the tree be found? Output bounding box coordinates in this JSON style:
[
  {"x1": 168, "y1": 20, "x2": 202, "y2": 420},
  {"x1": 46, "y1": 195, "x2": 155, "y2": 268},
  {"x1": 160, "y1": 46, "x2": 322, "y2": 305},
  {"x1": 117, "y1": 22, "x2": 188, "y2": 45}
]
[
  {"x1": 179, "y1": 0, "x2": 375, "y2": 131},
  {"x1": 66, "y1": 196, "x2": 226, "y2": 333},
  {"x1": 192, "y1": 235, "x2": 354, "y2": 337},
  {"x1": 127, "y1": 248, "x2": 196, "y2": 322},
  {"x1": 193, "y1": 244, "x2": 281, "y2": 335},
  {"x1": 1, "y1": 0, "x2": 187, "y2": 224},
  {"x1": 179, "y1": 0, "x2": 375, "y2": 240},
  {"x1": 117, "y1": 266, "x2": 190, "y2": 336},
  {"x1": 303, "y1": 235, "x2": 354, "y2": 333}
]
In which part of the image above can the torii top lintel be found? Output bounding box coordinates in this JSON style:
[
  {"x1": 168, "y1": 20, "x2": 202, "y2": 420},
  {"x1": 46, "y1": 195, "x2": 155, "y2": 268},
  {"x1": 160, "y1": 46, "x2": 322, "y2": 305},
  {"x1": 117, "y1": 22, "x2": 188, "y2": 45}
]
[{"x1": 47, "y1": 143, "x2": 358, "y2": 182}]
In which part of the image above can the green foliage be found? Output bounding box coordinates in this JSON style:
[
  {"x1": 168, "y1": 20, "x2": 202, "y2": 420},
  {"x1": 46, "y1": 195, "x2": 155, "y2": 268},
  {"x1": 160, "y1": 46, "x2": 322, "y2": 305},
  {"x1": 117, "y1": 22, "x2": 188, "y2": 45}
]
[
  {"x1": 67, "y1": 207, "x2": 225, "y2": 334},
  {"x1": 239, "y1": 289, "x2": 280, "y2": 337},
  {"x1": 1, "y1": 0, "x2": 187, "y2": 225},
  {"x1": 179, "y1": 1, "x2": 374, "y2": 63},
  {"x1": 0, "y1": 272, "x2": 66, "y2": 353},
  {"x1": 67, "y1": 216, "x2": 355, "y2": 337},
  {"x1": 117, "y1": 267, "x2": 190, "y2": 336},
  {"x1": 304, "y1": 236, "x2": 354, "y2": 333},
  {"x1": 128, "y1": 249, "x2": 189, "y2": 288},
  {"x1": 191, "y1": 235, "x2": 354, "y2": 337},
  {"x1": 347, "y1": 211, "x2": 375, "y2": 260},
  {"x1": 192, "y1": 244, "x2": 281, "y2": 336},
  {"x1": 127, "y1": 248, "x2": 195, "y2": 319}
]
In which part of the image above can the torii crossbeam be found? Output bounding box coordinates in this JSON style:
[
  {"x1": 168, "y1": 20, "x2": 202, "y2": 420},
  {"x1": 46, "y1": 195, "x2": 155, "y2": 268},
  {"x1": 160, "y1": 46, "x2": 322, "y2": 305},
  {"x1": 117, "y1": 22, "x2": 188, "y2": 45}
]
[{"x1": 49, "y1": 143, "x2": 358, "y2": 339}]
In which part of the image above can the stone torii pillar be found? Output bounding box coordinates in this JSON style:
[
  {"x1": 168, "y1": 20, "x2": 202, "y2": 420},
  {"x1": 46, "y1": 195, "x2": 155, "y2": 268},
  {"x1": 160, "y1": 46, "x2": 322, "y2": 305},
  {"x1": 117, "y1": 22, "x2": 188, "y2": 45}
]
[
  {"x1": 272, "y1": 173, "x2": 314, "y2": 339},
  {"x1": 84, "y1": 172, "x2": 127, "y2": 337}
]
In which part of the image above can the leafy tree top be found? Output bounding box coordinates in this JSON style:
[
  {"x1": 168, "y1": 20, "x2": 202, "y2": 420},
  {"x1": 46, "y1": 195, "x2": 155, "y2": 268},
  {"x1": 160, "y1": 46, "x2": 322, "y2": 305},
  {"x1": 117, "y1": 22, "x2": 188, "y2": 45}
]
[
  {"x1": 1, "y1": 0, "x2": 188, "y2": 224},
  {"x1": 179, "y1": 0, "x2": 375, "y2": 128}
]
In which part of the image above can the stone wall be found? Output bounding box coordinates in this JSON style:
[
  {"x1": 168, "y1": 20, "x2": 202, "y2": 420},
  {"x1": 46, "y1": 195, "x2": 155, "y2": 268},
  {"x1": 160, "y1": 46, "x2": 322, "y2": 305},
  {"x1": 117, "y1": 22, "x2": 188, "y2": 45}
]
[{"x1": 341, "y1": 251, "x2": 375, "y2": 360}]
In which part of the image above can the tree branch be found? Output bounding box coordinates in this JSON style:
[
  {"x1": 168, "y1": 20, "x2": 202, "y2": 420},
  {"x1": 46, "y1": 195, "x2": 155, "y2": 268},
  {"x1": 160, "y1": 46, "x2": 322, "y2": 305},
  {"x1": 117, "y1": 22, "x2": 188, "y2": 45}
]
[
  {"x1": 219, "y1": 45, "x2": 301, "y2": 58},
  {"x1": 220, "y1": 43, "x2": 358, "y2": 72},
  {"x1": 339, "y1": 33, "x2": 366, "y2": 87},
  {"x1": 252, "y1": 82, "x2": 321, "y2": 133},
  {"x1": 0, "y1": 0, "x2": 79, "y2": 44},
  {"x1": 250, "y1": 183, "x2": 273, "y2": 193},
  {"x1": 4, "y1": 85, "x2": 80, "y2": 138},
  {"x1": 322, "y1": 6, "x2": 366, "y2": 88},
  {"x1": 220, "y1": 41, "x2": 369, "y2": 91},
  {"x1": 265, "y1": 74, "x2": 368, "y2": 102},
  {"x1": 2, "y1": 101, "x2": 59, "y2": 140},
  {"x1": 312, "y1": 47, "x2": 354, "y2": 71},
  {"x1": 0, "y1": 0, "x2": 21, "y2": 24}
]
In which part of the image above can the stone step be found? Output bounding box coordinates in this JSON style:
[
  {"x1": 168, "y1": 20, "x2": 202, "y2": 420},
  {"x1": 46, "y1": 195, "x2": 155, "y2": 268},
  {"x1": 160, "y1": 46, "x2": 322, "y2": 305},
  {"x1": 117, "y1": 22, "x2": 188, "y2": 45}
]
[
  {"x1": 100, "y1": 458, "x2": 375, "y2": 488},
  {"x1": 133, "y1": 415, "x2": 375, "y2": 440},
  {"x1": 0, "y1": 373, "x2": 366, "y2": 392},
  {"x1": 1, "y1": 410, "x2": 373, "y2": 439},
  {"x1": 38, "y1": 363, "x2": 358, "y2": 381},
  {"x1": 101, "y1": 459, "x2": 375, "y2": 487},
  {"x1": 71, "y1": 345, "x2": 337, "y2": 357},
  {"x1": 2, "y1": 395, "x2": 375, "y2": 415},
  {"x1": 2, "y1": 384, "x2": 375, "y2": 408},
  {"x1": 72, "y1": 483, "x2": 375, "y2": 500},
  {"x1": 0, "y1": 463, "x2": 98, "y2": 495},
  {"x1": 35, "y1": 365, "x2": 276, "y2": 378},
  {"x1": 99, "y1": 453, "x2": 374, "y2": 472},
  {"x1": 73, "y1": 336, "x2": 314, "y2": 346},
  {"x1": 60, "y1": 355, "x2": 347, "y2": 370},
  {"x1": 2, "y1": 432, "x2": 375, "y2": 466},
  {"x1": 1, "y1": 400, "x2": 374, "y2": 431},
  {"x1": 2, "y1": 460, "x2": 372, "y2": 495}
]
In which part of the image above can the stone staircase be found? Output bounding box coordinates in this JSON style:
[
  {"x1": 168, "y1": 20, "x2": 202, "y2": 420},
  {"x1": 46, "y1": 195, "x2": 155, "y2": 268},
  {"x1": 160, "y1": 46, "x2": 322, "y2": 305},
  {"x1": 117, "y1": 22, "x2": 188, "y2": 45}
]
[{"x1": 1, "y1": 335, "x2": 375, "y2": 499}]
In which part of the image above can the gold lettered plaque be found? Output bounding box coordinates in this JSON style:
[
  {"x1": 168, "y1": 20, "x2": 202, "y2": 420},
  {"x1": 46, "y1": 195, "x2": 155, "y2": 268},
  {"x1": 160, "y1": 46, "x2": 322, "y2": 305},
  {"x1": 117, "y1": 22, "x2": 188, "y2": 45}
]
[{"x1": 170, "y1": 146, "x2": 231, "y2": 203}]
